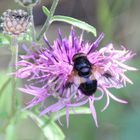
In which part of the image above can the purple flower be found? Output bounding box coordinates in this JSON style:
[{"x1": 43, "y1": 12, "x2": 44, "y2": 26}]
[{"x1": 16, "y1": 30, "x2": 137, "y2": 127}]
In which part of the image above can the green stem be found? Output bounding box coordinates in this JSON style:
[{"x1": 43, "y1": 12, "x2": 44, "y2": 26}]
[
  {"x1": 36, "y1": 0, "x2": 60, "y2": 41},
  {"x1": 11, "y1": 37, "x2": 18, "y2": 114},
  {"x1": 28, "y1": 7, "x2": 36, "y2": 41}
]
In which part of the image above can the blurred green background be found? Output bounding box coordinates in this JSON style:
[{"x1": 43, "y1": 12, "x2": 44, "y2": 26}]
[{"x1": 0, "y1": 0, "x2": 140, "y2": 140}]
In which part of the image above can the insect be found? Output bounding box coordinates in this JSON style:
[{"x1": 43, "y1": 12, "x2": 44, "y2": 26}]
[
  {"x1": 66, "y1": 53, "x2": 114, "y2": 96},
  {"x1": 67, "y1": 53, "x2": 97, "y2": 96}
]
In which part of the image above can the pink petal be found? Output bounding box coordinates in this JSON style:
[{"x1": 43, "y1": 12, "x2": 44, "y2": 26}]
[
  {"x1": 115, "y1": 60, "x2": 138, "y2": 71},
  {"x1": 89, "y1": 97, "x2": 98, "y2": 127},
  {"x1": 101, "y1": 90, "x2": 110, "y2": 112},
  {"x1": 104, "y1": 88, "x2": 128, "y2": 104},
  {"x1": 66, "y1": 107, "x2": 70, "y2": 128}
]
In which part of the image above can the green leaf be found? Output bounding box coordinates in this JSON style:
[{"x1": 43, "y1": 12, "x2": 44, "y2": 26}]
[
  {"x1": 0, "y1": 72, "x2": 12, "y2": 116},
  {"x1": 0, "y1": 77, "x2": 11, "y2": 99},
  {"x1": 0, "y1": 33, "x2": 11, "y2": 46},
  {"x1": 42, "y1": 6, "x2": 50, "y2": 17},
  {"x1": 28, "y1": 112, "x2": 65, "y2": 140},
  {"x1": 51, "y1": 107, "x2": 91, "y2": 121},
  {"x1": 50, "y1": 15, "x2": 97, "y2": 36}
]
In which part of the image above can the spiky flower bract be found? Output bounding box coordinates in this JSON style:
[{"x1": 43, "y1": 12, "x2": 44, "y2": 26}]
[
  {"x1": 16, "y1": 30, "x2": 137, "y2": 127},
  {"x1": 1, "y1": 9, "x2": 31, "y2": 35}
]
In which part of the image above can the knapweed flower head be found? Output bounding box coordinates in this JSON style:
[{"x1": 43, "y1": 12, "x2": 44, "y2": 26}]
[
  {"x1": 1, "y1": 9, "x2": 31, "y2": 35},
  {"x1": 15, "y1": 0, "x2": 40, "y2": 7},
  {"x1": 16, "y1": 30, "x2": 137, "y2": 127}
]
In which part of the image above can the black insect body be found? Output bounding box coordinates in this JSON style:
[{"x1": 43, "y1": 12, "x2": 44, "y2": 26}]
[
  {"x1": 78, "y1": 79, "x2": 97, "y2": 96},
  {"x1": 72, "y1": 53, "x2": 97, "y2": 96}
]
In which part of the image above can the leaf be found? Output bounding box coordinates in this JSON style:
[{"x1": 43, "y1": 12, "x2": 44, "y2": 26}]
[
  {"x1": 42, "y1": 6, "x2": 50, "y2": 17},
  {"x1": 50, "y1": 15, "x2": 97, "y2": 36},
  {"x1": 0, "y1": 72, "x2": 12, "y2": 116},
  {"x1": 51, "y1": 107, "x2": 91, "y2": 121},
  {"x1": 0, "y1": 77, "x2": 11, "y2": 99},
  {"x1": 28, "y1": 112, "x2": 65, "y2": 140}
]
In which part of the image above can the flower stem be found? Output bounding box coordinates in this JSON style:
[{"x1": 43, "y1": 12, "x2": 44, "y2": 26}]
[
  {"x1": 11, "y1": 37, "x2": 18, "y2": 114},
  {"x1": 28, "y1": 7, "x2": 36, "y2": 41},
  {"x1": 36, "y1": 0, "x2": 60, "y2": 41}
]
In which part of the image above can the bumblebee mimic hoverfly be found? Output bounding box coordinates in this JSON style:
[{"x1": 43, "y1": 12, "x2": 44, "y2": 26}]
[
  {"x1": 65, "y1": 53, "x2": 114, "y2": 96},
  {"x1": 65, "y1": 53, "x2": 97, "y2": 96}
]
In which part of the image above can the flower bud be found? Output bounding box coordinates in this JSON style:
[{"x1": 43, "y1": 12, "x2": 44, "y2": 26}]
[
  {"x1": 1, "y1": 9, "x2": 31, "y2": 35},
  {"x1": 15, "y1": 0, "x2": 40, "y2": 7}
]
